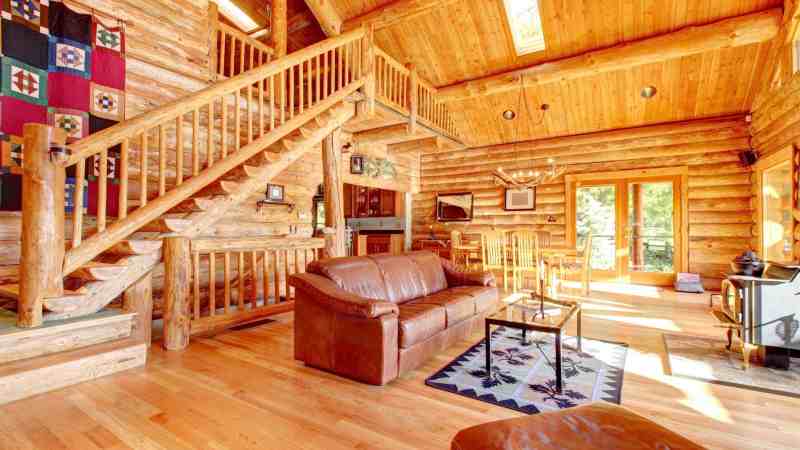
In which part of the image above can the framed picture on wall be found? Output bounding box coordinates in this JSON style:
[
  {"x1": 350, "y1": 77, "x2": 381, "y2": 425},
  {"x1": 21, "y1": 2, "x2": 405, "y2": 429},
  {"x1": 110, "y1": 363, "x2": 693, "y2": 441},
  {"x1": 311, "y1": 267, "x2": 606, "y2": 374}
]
[
  {"x1": 504, "y1": 187, "x2": 536, "y2": 211},
  {"x1": 350, "y1": 155, "x2": 365, "y2": 174},
  {"x1": 266, "y1": 184, "x2": 285, "y2": 202}
]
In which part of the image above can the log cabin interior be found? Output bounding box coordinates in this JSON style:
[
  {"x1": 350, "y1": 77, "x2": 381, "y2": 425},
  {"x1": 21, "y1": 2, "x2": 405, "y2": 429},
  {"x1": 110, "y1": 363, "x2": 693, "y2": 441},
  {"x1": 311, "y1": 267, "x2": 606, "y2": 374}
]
[{"x1": 0, "y1": 0, "x2": 799, "y2": 448}]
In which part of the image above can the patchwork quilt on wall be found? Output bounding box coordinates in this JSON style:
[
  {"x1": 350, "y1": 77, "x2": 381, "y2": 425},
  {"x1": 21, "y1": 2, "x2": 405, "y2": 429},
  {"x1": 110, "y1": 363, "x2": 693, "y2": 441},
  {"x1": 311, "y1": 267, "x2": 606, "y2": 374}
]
[{"x1": 0, "y1": 0, "x2": 125, "y2": 213}]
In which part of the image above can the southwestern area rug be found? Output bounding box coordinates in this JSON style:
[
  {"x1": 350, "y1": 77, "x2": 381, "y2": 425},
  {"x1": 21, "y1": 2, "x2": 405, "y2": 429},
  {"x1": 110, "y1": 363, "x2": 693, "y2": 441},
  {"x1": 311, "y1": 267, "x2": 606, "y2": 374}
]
[
  {"x1": 663, "y1": 333, "x2": 800, "y2": 398},
  {"x1": 425, "y1": 327, "x2": 628, "y2": 414}
]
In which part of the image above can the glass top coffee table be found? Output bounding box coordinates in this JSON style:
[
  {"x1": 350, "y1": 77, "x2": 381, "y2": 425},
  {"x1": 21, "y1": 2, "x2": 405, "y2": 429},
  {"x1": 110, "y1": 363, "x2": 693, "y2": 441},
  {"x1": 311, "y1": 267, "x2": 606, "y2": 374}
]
[{"x1": 485, "y1": 292, "x2": 582, "y2": 393}]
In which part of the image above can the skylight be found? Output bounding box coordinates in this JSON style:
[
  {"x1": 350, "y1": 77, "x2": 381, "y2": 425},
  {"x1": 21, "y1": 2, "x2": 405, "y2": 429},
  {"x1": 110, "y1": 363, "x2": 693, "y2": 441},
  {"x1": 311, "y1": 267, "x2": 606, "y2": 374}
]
[
  {"x1": 503, "y1": 0, "x2": 546, "y2": 56},
  {"x1": 217, "y1": 0, "x2": 259, "y2": 32}
]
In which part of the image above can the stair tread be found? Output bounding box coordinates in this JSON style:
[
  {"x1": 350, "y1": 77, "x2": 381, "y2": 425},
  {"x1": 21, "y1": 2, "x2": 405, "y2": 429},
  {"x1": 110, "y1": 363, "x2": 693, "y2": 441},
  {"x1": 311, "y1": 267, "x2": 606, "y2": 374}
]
[
  {"x1": 69, "y1": 262, "x2": 129, "y2": 282},
  {"x1": 105, "y1": 239, "x2": 162, "y2": 256},
  {"x1": 0, "y1": 284, "x2": 86, "y2": 302}
]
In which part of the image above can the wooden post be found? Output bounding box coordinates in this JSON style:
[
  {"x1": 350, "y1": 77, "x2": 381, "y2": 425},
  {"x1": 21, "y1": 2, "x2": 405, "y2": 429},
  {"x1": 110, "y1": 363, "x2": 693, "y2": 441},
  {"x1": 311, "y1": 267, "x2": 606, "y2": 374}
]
[
  {"x1": 404, "y1": 192, "x2": 413, "y2": 251},
  {"x1": 322, "y1": 128, "x2": 346, "y2": 258},
  {"x1": 208, "y1": 1, "x2": 220, "y2": 81},
  {"x1": 123, "y1": 272, "x2": 153, "y2": 347},
  {"x1": 407, "y1": 64, "x2": 418, "y2": 133},
  {"x1": 272, "y1": 0, "x2": 288, "y2": 57},
  {"x1": 364, "y1": 24, "x2": 376, "y2": 115},
  {"x1": 632, "y1": 183, "x2": 644, "y2": 270},
  {"x1": 163, "y1": 237, "x2": 191, "y2": 350},
  {"x1": 18, "y1": 124, "x2": 66, "y2": 328}
]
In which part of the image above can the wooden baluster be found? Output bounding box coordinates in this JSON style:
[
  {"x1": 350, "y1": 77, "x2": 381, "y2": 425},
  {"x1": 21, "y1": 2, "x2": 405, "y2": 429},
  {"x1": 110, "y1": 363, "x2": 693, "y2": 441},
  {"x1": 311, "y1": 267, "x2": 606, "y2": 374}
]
[
  {"x1": 306, "y1": 59, "x2": 312, "y2": 109},
  {"x1": 237, "y1": 252, "x2": 245, "y2": 308},
  {"x1": 72, "y1": 160, "x2": 85, "y2": 247},
  {"x1": 273, "y1": 250, "x2": 280, "y2": 302},
  {"x1": 294, "y1": 248, "x2": 300, "y2": 277},
  {"x1": 219, "y1": 32, "x2": 226, "y2": 77},
  {"x1": 247, "y1": 84, "x2": 253, "y2": 144},
  {"x1": 249, "y1": 44, "x2": 255, "y2": 71},
  {"x1": 208, "y1": 101, "x2": 215, "y2": 168},
  {"x1": 158, "y1": 125, "x2": 166, "y2": 196},
  {"x1": 289, "y1": 65, "x2": 295, "y2": 119},
  {"x1": 140, "y1": 131, "x2": 148, "y2": 207},
  {"x1": 238, "y1": 39, "x2": 245, "y2": 75},
  {"x1": 97, "y1": 149, "x2": 108, "y2": 231},
  {"x1": 315, "y1": 54, "x2": 321, "y2": 103},
  {"x1": 299, "y1": 61, "x2": 304, "y2": 115},
  {"x1": 193, "y1": 252, "x2": 200, "y2": 319},
  {"x1": 250, "y1": 251, "x2": 258, "y2": 308},
  {"x1": 223, "y1": 251, "x2": 231, "y2": 314},
  {"x1": 221, "y1": 95, "x2": 228, "y2": 158},
  {"x1": 175, "y1": 116, "x2": 183, "y2": 185},
  {"x1": 192, "y1": 109, "x2": 200, "y2": 176},
  {"x1": 208, "y1": 252, "x2": 216, "y2": 316},
  {"x1": 234, "y1": 89, "x2": 241, "y2": 150},
  {"x1": 323, "y1": 51, "x2": 329, "y2": 98},
  {"x1": 284, "y1": 249, "x2": 291, "y2": 300},
  {"x1": 119, "y1": 139, "x2": 128, "y2": 218},
  {"x1": 228, "y1": 35, "x2": 235, "y2": 77},
  {"x1": 268, "y1": 250, "x2": 269, "y2": 306},
  {"x1": 269, "y1": 75, "x2": 276, "y2": 130},
  {"x1": 259, "y1": 77, "x2": 265, "y2": 138},
  {"x1": 280, "y1": 72, "x2": 286, "y2": 125}
]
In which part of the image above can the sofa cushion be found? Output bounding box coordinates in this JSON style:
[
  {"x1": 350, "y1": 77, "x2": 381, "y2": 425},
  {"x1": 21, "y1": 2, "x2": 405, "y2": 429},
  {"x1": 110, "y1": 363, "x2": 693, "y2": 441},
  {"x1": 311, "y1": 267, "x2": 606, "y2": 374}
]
[
  {"x1": 453, "y1": 286, "x2": 499, "y2": 314},
  {"x1": 410, "y1": 291, "x2": 476, "y2": 327},
  {"x1": 307, "y1": 257, "x2": 388, "y2": 301},
  {"x1": 406, "y1": 251, "x2": 448, "y2": 294},
  {"x1": 398, "y1": 303, "x2": 446, "y2": 348},
  {"x1": 370, "y1": 254, "x2": 428, "y2": 303}
]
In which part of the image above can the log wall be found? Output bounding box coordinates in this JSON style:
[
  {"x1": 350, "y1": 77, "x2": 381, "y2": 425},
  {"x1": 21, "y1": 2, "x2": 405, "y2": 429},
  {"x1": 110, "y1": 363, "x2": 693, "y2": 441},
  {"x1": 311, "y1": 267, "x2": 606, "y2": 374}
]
[{"x1": 415, "y1": 116, "x2": 754, "y2": 290}]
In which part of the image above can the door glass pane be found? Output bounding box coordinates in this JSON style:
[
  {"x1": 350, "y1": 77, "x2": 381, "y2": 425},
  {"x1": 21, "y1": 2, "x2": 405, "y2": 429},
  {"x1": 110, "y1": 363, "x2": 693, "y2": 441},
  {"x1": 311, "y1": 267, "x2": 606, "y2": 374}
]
[
  {"x1": 762, "y1": 161, "x2": 793, "y2": 263},
  {"x1": 577, "y1": 185, "x2": 616, "y2": 270},
  {"x1": 628, "y1": 182, "x2": 674, "y2": 273}
]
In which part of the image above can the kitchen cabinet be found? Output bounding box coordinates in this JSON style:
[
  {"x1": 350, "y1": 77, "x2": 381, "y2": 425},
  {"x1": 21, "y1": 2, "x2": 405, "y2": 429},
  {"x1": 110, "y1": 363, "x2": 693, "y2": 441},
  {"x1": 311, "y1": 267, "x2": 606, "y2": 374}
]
[{"x1": 344, "y1": 184, "x2": 397, "y2": 218}]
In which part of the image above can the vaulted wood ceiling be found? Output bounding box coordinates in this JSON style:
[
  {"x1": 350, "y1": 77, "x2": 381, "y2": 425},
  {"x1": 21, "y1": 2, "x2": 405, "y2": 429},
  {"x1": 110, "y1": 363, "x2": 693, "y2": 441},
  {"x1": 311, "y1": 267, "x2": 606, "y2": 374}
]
[{"x1": 315, "y1": 0, "x2": 784, "y2": 146}]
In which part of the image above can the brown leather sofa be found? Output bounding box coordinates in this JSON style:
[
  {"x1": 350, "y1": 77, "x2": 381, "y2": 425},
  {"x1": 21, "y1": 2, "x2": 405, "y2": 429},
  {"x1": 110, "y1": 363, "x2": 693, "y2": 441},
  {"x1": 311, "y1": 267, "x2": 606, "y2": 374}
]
[
  {"x1": 289, "y1": 251, "x2": 498, "y2": 385},
  {"x1": 451, "y1": 402, "x2": 706, "y2": 450}
]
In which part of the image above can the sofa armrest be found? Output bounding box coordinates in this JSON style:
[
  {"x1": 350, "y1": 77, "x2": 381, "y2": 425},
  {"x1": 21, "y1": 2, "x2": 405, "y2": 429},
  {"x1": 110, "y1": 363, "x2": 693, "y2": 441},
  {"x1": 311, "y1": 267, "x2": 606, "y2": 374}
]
[
  {"x1": 441, "y1": 259, "x2": 497, "y2": 287},
  {"x1": 290, "y1": 273, "x2": 398, "y2": 319}
]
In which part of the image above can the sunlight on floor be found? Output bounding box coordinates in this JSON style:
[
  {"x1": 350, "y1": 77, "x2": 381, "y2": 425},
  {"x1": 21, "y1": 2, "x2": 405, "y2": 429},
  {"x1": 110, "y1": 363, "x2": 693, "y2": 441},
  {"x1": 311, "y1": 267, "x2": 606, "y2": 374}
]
[{"x1": 584, "y1": 313, "x2": 683, "y2": 332}]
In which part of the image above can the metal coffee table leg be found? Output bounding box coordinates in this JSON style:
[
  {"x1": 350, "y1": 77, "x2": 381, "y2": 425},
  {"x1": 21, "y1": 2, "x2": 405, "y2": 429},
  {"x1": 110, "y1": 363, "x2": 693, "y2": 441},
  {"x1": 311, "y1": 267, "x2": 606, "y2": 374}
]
[
  {"x1": 485, "y1": 321, "x2": 491, "y2": 376},
  {"x1": 555, "y1": 331, "x2": 563, "y2": 393}
]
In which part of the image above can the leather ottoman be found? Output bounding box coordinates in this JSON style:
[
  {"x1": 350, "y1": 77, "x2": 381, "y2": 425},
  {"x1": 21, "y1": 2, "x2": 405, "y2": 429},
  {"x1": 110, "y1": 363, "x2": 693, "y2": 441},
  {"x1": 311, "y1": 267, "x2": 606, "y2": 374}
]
[{"x1": 451, "y1": 402, "x2": 705, "y2": 450}]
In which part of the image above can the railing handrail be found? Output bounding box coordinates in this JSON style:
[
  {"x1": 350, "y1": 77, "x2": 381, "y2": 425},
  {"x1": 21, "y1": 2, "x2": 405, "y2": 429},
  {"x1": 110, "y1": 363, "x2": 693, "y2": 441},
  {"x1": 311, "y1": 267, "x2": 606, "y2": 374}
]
[
  {"x1": 217, "y1": 22, "x2": 275, "y2": 56},
  {"x1": 191, "y1": 237, "x2": 325, "y2": 253},
  {"x1": 64, "y1": 27, "x2": 367, "y2": 166}
]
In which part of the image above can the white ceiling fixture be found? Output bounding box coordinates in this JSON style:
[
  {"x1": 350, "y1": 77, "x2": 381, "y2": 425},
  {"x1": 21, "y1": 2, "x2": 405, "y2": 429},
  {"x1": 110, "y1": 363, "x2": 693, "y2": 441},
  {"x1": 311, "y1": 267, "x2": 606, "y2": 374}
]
[
  {"x1": 502, "y1": 0, "x2": 547, "y2": 56},
  {"x1": 216, "y1": 0, "x2": 259, "y2": 32}
]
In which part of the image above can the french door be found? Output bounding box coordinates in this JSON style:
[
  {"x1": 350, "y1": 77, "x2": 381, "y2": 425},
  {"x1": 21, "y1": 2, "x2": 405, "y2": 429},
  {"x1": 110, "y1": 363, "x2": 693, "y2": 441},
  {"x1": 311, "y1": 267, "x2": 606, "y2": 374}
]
[{"x1": 567, "y1": 169, "x2": 687, "y2": 286}]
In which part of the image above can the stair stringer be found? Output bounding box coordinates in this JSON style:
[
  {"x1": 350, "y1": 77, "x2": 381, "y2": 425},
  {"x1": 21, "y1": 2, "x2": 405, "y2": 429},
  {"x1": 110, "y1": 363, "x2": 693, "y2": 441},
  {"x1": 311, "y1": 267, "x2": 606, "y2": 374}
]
[{"x1": 177, "y1": 101, "x2": 356, "y2": 238}]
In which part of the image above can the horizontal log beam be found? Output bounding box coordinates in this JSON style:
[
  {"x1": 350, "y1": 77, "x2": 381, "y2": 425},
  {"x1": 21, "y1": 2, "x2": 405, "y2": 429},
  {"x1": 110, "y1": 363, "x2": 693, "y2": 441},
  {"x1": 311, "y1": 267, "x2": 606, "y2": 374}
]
[
  {"x1": 352, "y1": 123, "x2": 431, "y2": 145},
  {"x1": 342, "y1": 0, "x2": 459, "y2": 33},
  {"x1": 437, "y1": 9, "x2": 782, "y2": 102},
  {"x1": 304, "y1": 0, "x2": 344, "y2": 36}
]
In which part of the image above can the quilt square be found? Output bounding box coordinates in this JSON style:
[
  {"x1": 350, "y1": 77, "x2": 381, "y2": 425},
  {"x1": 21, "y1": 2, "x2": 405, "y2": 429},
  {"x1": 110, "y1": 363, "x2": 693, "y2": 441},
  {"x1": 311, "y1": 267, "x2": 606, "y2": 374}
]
[
  {"x1": 0, "y1": 133, "x2": 23, "y2": 173},
  {"x1": 2, "y1": 18, "x2": 49, "y2": 69},
  {"x1": 1, "y1": 57, "x2": 48, "y2": 105},
  {"x1": 93, "y1": 21, "x2": 124, "y2": 53},
  {"x1": 91, "y1": 47, "x2": 124, "y2": 89},
  {"x1": 0, "y1": 95, "x2": 47, "y2": 135},
  {"x1": 3, "y1": 0, "x2": 48, "y2": 33},
  {"x1": 49, "y1": 35, "x2": 91, "y2": 79},
  {"x1": 48, "y1": 0, "x2": 90, "y2": 44},
  {"x1": 90, "y1": 82, "x2": 124, "y2": 121},
  {"x1": 64, "y1": 176, "x2": 88, "y2": 214},
  {"x1": 48, "y1": 72, "x2": 89, "y2": 110},
  {"x1": 89, "y1": 152, "x2": 117, "y2": 179},
  {"x1": 48, "y1": 107, "x2": 88, "y2": 142}
]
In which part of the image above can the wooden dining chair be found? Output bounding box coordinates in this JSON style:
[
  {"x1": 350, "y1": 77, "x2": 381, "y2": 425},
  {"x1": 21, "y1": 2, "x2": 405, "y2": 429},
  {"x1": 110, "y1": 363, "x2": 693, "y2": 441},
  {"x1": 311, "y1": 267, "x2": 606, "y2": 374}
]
[
  {"x1": 511, "y1": 230, "x2": 541, "y2": 293},
  {"x1": 450, "y1": 230, "x2": 480, "y2": 269},
  {"x1": 482, "y1": 231, "x2": 511, "y2": 291},
  {"x1": 559, "y1": 234, "x2": 593, "y2": 296}
]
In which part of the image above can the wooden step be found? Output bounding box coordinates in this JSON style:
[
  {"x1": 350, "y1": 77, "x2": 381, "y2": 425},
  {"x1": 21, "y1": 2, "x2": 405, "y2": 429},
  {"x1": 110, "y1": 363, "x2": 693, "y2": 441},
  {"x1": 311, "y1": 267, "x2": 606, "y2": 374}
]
[
  {"x1": 199, "y1": 180, "x2": 240, "y2": 197},
  {"x1": 0, "y1": 309, "x2": 135, "y2": 364},
  {"x1": 0, "y1": 284, "x2": 88, "y2": 313},
  {"x1": 0, "y1": 336, "x2": 146, "y2": 405},
  {"x1": 169, "y1": 196, "x2": 215, "y2": 213},
  {"x1": 247, "y1": 150, "x2": 281, "y2": 166},
  {"x1": 139, "y1": 217, "x2": 192, "y2": 233},
  {"x1": 222, "y1": 164, "x2": 262, "y2": 181},
  {"x1": 104, "y1": 239, "x2": 162, "y2": 256},
  {"x1": 68, "y1": 262, "x2": 129, "y2": 282}
]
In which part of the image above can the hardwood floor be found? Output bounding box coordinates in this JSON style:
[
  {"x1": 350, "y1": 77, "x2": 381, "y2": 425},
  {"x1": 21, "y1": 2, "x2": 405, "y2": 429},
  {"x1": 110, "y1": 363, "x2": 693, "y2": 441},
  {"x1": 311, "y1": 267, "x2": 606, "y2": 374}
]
[{"x1": 1, "y1": 283, "x2": 799, "y2": 449}]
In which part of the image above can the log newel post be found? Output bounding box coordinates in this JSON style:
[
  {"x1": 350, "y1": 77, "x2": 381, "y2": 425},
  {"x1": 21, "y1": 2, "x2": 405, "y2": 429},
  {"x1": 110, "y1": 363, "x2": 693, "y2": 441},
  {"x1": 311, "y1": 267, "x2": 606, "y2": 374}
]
[
  {"x1": 208, "y1": 1, "x2": 220, "y2": 81},
  {"x1": 407, "y1": 63, "x2": 418, "y2": 133},
  {"x1": 18, "y1": 124, "x2": 66, "y2": 328},
  {"x1": 163, "y1": 236, "x2": 191, "y2": 350},
  {"x1": 272, "y1": 0, "x2": 288, "y2": 57},
  {"x1": 364, "y1": 24, "x2": 376, "y2": 115},
  {"x1": 124, "y1": 272, "x2": 154, "y2": 347},
  {"x1": 322, "y1": 128, "x2": 346, "y2": 258}
]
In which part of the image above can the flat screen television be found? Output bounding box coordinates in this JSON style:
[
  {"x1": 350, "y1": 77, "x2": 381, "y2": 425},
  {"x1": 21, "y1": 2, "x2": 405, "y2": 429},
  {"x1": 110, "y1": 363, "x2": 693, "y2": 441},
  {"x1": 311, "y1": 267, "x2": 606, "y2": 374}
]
[{"x1": 436, "y1": 192, "x2": 473, "y2": 222}]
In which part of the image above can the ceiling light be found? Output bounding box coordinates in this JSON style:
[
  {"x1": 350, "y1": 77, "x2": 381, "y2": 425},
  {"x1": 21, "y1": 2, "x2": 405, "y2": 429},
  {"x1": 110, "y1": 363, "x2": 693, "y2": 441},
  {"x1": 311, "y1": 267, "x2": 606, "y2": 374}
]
[
  {"x1": 641, "y1": 85, "x2": 658, "y2": 99},
  {"x1": 216, "y1": 0, "x2": 259, "y2": 32},
  {"x1": 502, "y1": 110, "x2": 517, "y2": 120}
]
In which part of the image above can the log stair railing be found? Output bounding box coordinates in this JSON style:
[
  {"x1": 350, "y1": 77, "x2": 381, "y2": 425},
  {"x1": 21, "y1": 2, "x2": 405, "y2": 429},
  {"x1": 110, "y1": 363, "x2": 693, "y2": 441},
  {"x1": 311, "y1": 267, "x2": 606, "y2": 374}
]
[{"x1": 3, "y1": 28, "x2": 369, "y2": 328}]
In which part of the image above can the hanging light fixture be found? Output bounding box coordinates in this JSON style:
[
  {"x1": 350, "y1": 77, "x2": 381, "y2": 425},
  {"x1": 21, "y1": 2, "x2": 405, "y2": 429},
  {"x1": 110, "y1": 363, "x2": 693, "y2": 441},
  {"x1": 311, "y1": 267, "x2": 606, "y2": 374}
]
[{"x1": 493, "y1": 76, "x2": 563, "y2": 188}]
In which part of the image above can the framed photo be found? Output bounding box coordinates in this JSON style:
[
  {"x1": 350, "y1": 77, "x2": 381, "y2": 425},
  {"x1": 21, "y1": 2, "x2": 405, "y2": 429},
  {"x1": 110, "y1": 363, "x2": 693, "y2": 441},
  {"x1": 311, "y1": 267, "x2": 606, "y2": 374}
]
[
  {"x1": 350, "y1": 155, "x2": 364, "y2": 174},
  {"x1": 504, "y1": 187, "x2": 536, "y2": 211},
  {"x1": 266, "y1": 184, "x2": 285, "y2": 202},
  {"x1": 436, "y1": 192, "x2": 474, "y2": 222}
]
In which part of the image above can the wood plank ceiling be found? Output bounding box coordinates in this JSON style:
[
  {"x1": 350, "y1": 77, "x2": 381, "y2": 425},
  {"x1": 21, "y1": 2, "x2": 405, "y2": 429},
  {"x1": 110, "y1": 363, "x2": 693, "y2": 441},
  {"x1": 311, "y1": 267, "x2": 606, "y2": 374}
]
[{"x1": 323, "y1": 0, "x2": 784, "y2": 145}]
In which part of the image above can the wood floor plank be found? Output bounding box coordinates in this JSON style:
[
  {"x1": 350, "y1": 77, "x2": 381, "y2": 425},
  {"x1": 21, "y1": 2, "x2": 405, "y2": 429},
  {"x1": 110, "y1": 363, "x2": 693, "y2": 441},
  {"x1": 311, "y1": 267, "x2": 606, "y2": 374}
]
[{"x1": 2, "y1": 284, "x2": 799, "y2": 449}]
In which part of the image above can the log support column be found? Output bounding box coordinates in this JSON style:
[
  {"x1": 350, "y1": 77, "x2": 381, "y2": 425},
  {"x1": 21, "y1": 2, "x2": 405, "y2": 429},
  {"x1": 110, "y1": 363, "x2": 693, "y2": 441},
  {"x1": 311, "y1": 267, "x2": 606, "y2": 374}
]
[
  {"x1": 363, "y1": 25, "x2": 376, "y2": 116},
  {"x1": 163, "y1": 237, "x2": 191, "y2": 350},
  {"x1": 407, "y1": 64, "x2": 418, "y2": 133},
  {"x1": 272, "y1": 0, "x2": 287, "y2": 57},
  {"x1": 18, "y1": 124, "x2": 66, "y2": 328},
  {"x1": 124, "y1": 272, "x2": 153, "y2": 347},
  {"x1": 208, "y1": 1, "x2": 220, "y2": 81},
  {"x1": 322, "y1": 128, "x2": 346, "y2": 258}
]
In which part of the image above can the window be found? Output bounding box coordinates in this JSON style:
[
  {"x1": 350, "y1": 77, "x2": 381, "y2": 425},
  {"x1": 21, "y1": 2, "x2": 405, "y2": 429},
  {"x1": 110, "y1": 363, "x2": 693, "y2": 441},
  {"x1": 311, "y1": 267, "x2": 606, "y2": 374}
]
[{"x1": 503, "y1": 0, "x2": 546, "y2": 56}]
